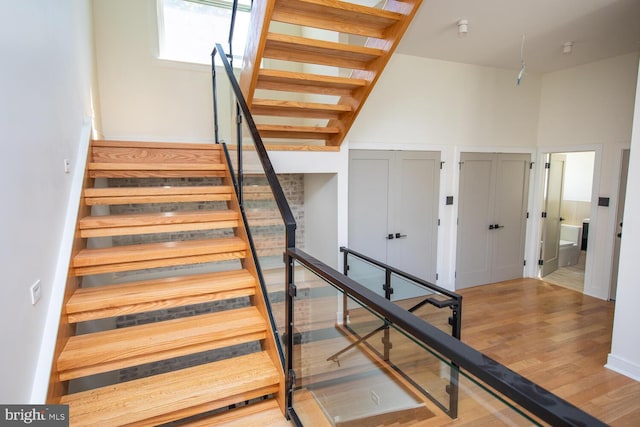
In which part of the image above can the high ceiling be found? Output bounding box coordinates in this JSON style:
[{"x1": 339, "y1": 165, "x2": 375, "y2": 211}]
[{"x1": 396, "y1": 0, "x2": 640, "y2": 74}]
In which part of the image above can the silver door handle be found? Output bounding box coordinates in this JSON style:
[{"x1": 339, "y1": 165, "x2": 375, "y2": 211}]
[
  {"x1": 395, "y1": 233, "x2": 408, "y2": 239},
  {"x1": 386, "y1": 234, "x2": 395, "y2": 240}
]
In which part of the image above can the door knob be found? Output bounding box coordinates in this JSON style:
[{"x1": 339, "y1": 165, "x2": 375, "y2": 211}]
[
  {"x1": 395, "y1": 233, "x2": 408, "y2": 239},
  {"x1": 386, "y1": 234, "x2": 395, "y2": 240},
  {"x1": 494, "y1": 224, "x2": 504, "y2": 229}
]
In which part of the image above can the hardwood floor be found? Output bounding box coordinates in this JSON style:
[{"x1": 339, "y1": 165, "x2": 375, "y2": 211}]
[
  {"x1": 541, "y1": 250, "x2": 586, "y2": 292},
  {"x1": 457, "y1": 278, "x2": 640, "y2": 426}
]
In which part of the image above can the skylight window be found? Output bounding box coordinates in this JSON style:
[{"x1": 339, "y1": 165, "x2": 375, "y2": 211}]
[{"x1": 158, "y1": 0, "x2": 251, "y2": 66}]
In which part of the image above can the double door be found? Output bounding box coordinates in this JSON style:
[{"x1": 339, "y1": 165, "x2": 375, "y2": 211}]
[
  {"x1": 456, "y1": 152, "x2": 530, "y2": 289},
  {"x1": 348, "y1": 150, "x2": 440, "y2": 293}
]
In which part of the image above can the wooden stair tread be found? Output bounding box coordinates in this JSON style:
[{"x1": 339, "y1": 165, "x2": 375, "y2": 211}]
[
  {"x1": 72, "y1": 237, "x2": 247, "y2": 276},
  {"x1": 91, "y1": 140, "x2": 222, "y2": 150},
  {"x1": 59, "y1": 351, "x2": 280, "y2": 426},
  {"x1": 252, "y1": 98, "x2": 351, "y2": 119},
  {"x1": 66, "y1": 269, "x2": 256, "y2": 323},
  {"x1": 256, "y1": 69, "x2": 367, "y2": 96},
  {"x1": 79, "y1": 210, "x2": 239, "y2": 237},
  {"x1": 58, "y1": 306, "x2": 266, "y2": 380},
  {"x1": 74, "y1": 237, "x2": 246, "y2": 267},
  {"x1": 264, "y1": 33, "x2": 383, "y2": 69},
  {"x1": 88, "y1": 162, "x2": 225, "y2": 171},
  {"x1": 84, "y1": 185, "x2": 233, "y2": 205},
  {"x1": 182, "y1": 399, "x2": 290, "y2": 427},
  {"x1": 257, "y1": 124, "x2": 341, "y2": 140},
  {"x1": 273, "y1": 0, "x2": 402, "y2": 39}
]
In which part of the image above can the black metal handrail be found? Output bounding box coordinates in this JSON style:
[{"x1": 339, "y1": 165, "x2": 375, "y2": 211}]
[
  {"x1": 285, "y1": 247, "x2": 607, "y2": 427},
  {"x1": 210, "y1": 43, "x2": 297, "y2": 373},
  {"x1": 341, "y1": 246, "x2": 462, "y2": 335}
]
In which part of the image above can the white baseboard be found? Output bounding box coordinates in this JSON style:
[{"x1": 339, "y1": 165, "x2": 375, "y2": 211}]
[{"x1": 605, "y1": 353, "x2": 640, "y2": 382}]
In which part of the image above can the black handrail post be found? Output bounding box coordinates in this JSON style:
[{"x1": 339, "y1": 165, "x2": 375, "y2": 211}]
[
  {"x1": 211, "y1": 48, "x2": 220, "y2": 144},
  {"x1": 285, "y1": 251, "x2": 295, "y2": 418},
  {"x1": 228, "y1": 0, "x2": 239, "y2": 65},
  {"x1": 448, "y1": 296, "x2": 462, "y2": 418},
  {"x1": 235, "y1": 102, "x2": 243, "y2": 206},
  {"x1": 341, "y1": 248, "x2": 350, "y2": 325}
]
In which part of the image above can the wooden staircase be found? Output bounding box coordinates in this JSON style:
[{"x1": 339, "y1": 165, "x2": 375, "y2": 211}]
[
  {"x1": 47, "y1": 140, "x2": 287, "y2": 426},
  {"x1": 239, "y1": 0, "x2": 423, "y2": 148}
]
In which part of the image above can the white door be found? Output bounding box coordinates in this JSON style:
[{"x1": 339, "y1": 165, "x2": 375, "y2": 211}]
[
  {"x1": 492, "y1": 154, "x2": 532, "y2": 282},
  {"x1": 349, "y1": 150, "x2": 440, "y2": 297},
  {"x1": 456, "y1": 152, "x2": 530, "y2": 289},
  {"x1": 541, "y1": 153, "x2": 566, "y2": 277},
  {"x1": 610, "y1": 149, "x2": 630, "y2": 300},
  {"x1": 456, "y1": 153, "x2": 495, "y2": 287}
]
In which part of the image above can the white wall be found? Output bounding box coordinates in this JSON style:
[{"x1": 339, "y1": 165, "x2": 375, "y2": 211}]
[
  {"x1": 537, "y1": 52, "x2": 639, "y2": 299},
  {"x1": 93, "y1": 0, "x2": 226, "y2": 142},
  {"x1": 607, "y1": 58, "x2": 640, "y2": 381},
  {"x1": 563, "y1": 151, "x2": 595, "y2": 202},
  {"x1": 0, "y1": 0, "x2": 94, "y2": 403},
  {"x1": 346, "y1": 54, "x2": 543, "y2": 290}
]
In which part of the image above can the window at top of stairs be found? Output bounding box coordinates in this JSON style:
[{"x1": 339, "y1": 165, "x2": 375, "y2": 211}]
[{"x1": 157, "y1": 0, "x2": 250, "y2": 66}]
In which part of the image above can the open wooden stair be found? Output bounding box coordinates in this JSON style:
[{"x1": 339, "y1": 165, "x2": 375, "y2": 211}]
[
  {"x1": 240, "y1": 0, "x2": 422, "y2": 148},
  {"x1": 47, "y1": 140, "x2": 288, "y2": 426}
]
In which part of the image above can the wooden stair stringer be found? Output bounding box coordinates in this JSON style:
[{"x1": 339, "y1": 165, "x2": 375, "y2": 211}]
[
  {"x1": 326, "y1": 0, "x2": 423, "y2": 146},
  {"x1": 239, "y1": 0, "x2": 423, "y2": 147}
]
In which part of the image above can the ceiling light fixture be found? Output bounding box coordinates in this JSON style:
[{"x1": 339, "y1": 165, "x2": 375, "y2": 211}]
[
  {"x1": 517, "y1": 34, "x2": 526, "y2": 86},
  {"x1": 563, "y1": 41, "x2": 574, "y2": 54},
  {"x1": 457, "y1": 19, "x2": 469, "y2": 37}
]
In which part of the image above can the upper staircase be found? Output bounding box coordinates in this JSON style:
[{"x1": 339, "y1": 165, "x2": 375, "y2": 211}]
[
  {"x1": 47, "y1": 140, "x2": 288, "y2": 426},
  {"x1": 239, "y1": 0, "x2": 423, "y2": 148}
]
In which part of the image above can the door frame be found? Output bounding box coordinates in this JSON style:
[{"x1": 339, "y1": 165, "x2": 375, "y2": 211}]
[{"x1": 531, "y1": 145, "x2": 602, "y2": 294}]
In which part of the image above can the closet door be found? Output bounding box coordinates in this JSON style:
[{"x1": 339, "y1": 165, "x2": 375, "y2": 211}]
[
  {"x1": 455, "y1": 153, "x2": 495, "y2": 287},
  {"x1": 491, "y1": 153, "x2": 531, "y2": 282},
  {"x1": 389, "y1": 152, "x2": 440, "y2": 296},
  {"x1": 349, "y1": 151, "x2": 391, "y2": 264},
  {"x1": 456, "y1": 152, "x2": 530, "y2": 289},
  {"x1": 349, "y1": 150, "x2": 440, "y2": 292}
]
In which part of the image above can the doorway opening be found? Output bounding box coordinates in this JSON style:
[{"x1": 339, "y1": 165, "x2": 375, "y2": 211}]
[{"x1": 539, "y1": 151, "x2": 595, "y2": 292}]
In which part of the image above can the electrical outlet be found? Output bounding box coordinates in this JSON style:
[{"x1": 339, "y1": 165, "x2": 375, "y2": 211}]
[
  {"x1": 30, "y1": 280, "x2": 42, "y2": 305},
  {"x1": 64, "y1": 159, "x2": 71, "y2": 174}
]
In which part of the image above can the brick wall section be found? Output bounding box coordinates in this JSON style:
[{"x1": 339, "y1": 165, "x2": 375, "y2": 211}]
[{"x1": 106, "y1": 174, "x2": 304, "y2": 382}]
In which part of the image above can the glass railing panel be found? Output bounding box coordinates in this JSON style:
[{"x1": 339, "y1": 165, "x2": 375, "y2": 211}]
[
  {"x1": 344, "y1": 252, "x2": 386, "y2": 298},
  {"x1": 385, "y1": 324, "x2": 544, "y2": 425},
  {"x1": 287, "y1": 249, "x2": 605, "y2": 426},
  {"x1": 292, "y1": 261, "x2": 433, "y2": 426},
  {"x1": 390, "y1": 273, "x2": 456, "y2": 336}
]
